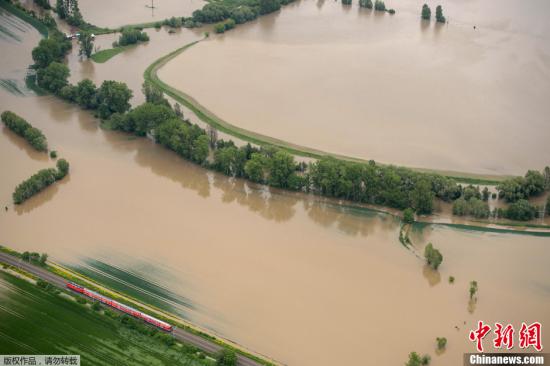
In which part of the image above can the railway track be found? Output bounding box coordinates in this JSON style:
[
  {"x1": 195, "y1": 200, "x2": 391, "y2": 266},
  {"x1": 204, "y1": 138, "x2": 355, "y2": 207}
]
[{"x1": 0, "y1": 252, "x2": 265, "y2": 366}]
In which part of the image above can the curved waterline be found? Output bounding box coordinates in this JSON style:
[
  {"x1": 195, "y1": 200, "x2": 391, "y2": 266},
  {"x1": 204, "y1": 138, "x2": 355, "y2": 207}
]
[{"x1": 145, "y1": 40, "x2": 515, "y2": 186}]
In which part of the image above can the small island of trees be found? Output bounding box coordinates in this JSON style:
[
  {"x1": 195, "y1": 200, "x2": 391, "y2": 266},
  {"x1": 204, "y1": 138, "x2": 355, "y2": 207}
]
[
  {"x1": 1, "y1": 111, "x2": 48, "y2": 152},
  {"x1": 13, "y1": 159, "x2": 70, "y2": 204}
]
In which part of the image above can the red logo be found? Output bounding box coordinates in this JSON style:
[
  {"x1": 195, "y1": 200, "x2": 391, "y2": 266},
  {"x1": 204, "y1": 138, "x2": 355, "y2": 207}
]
[{"x1": 469, "y1": 321, "x2": 543, "y2": 352}]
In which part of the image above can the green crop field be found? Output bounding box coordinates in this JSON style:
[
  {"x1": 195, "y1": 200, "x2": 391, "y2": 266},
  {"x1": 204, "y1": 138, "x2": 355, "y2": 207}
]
[{"x1": 0, "y1": 271, "x2": 213, "y2": 366}]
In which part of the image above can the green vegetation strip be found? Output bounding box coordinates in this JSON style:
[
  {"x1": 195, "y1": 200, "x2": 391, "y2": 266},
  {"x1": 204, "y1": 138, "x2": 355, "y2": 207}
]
[
  {"x1": 0, "y1": 0, "x2": 48, "y2": 37},
  {"x1": 91, "y1": 45, "x2": 133, "y2": 63},
  {"x1": 145, "y1": 41, "x2": 510, "y2": 186},
  {"x1": 0, "y1": 271, "x2": 214, "y2": 366}
]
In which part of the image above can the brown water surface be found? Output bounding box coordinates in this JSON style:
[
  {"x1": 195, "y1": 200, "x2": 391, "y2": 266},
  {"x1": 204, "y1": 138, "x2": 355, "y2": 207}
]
[
  {"x1": 159, "y1": 0, "x2": 550, "y2": 175},
  {"x1": 78, "y1": 0, "x2": 205, "y2": 28},
  {"x1": 1, "y1": 8, "x2": 549, "y2": 366}
]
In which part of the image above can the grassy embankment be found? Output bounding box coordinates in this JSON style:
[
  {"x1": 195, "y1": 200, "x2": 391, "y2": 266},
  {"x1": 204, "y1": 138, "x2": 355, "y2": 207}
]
[
  {"x1": 0, "y1": 269, "x2": 214, "y2": 365},
  {"x1": 145, "y1": 41, "x2": 511, "y2": 186},
  {"x1": 0, "y1": 246, "x2": 277, "y2": 366}
]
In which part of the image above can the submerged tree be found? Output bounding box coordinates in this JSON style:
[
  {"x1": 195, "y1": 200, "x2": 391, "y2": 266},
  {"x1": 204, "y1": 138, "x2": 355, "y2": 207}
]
[
  {"x1": 424, "y1": 243, "x2": 443, "y2": 270},
  {"x1": 436, "y1": 337, "x2": 447, "y2": 350},
  {"x1": 78, "y1": 32, "x2": 94, "y2": 58},
  {"x1": 469, "y1": 280, "x2": 478, "y2": 299},
  {"x1": 435, "y1": 5, "x2": 445, "y2": 23},
  {"x1": 406, "y1": 352, "x2": 431, "y2": 366},
  {"x1": 421, "y1": 4, "x2": 431, "y2": 20}
]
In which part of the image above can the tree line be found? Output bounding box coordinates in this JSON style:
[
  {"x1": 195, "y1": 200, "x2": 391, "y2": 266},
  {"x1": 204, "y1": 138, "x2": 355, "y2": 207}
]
[
  {"x1": 1, "y1": 111, "x2": 48, "y2": 152},
  {"x1": 13, "y1": 159, "x2": 70, "y2": 204},
  {"x1": 29, "y1": 29, "x2": 549, "y2": 221}
]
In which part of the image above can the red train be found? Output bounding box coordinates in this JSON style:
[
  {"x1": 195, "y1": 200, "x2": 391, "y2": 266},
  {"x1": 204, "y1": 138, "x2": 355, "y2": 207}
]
[{"x1": 66, "y1": 282, "x2": 173, "y2": 332}]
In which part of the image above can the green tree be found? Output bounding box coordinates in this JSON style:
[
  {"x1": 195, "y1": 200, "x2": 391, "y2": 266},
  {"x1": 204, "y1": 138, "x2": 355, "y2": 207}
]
[
  {"x1": 76, "y1": 79, "x2": 97, "y2": 109},
  {"x1": 142, "y1": 81, "x2": 170, "y2": 107},
  {"x1": 342, "y1": 0, "x2": 352, "y2": 5},
  {"x1": 504, "y1": 199, "x2": 537, "y2": 221},
  {"x1": 56, "y1": 0, "x2": 67, "y2": 18},
  {"x1": 268, "y1": 150, "x2": 296, "y2": 188},
  {"x1": 546, "y1": 195, "x2": 550, "y2": 215},
  {"x1": 245, "y1": 153, "x2": 267, "y2": 183},
  {"x1": 192, "y1": 135, "x2": 210, "y2": 164},
  {"x1": 435, "y1": 5, "x2": 445, "y2": 23},
  {"x1": 359, "y1": 0, "x2": 373, "y2": 8},
  {"x1": 78, "y1": 32, "x2": 94, "y2": 58},
  {"x1": 97, "y1": 80, "x2": 133, "y2": 119},
  {"x1": 39, "y1": 253, "x2": 48, "y2": 265},
  {"x1": 469, "y1": 280, "x2": 478, "y2": 299},
  {"x1": 411, "y1": 178, "x2": 434, "y2": 214},
  {"x1": 37, "y1": 62, "x2": 70, "y2": 94},
  {"x1": 259, "y1": 0, "x2": 281, "y2": 15},
  {"x1": 421, "y1": 4, "x2": 431, "y2": 20},
  {"x1": 122, "y1": 103, "x2": 175, "y2": 136},
  {"x1": 403, "y1": 208, "x2": 415, "y2": 223},
  {"x1": 216, "y1": 349, "x2": 237, "y2": 366},
  {"x1": 436, "y1": 337, "x2": 447, "y2": 350},
  {"x1": 374, "y1": 0, "x2": 386, "y2": 11},
  {"x1": 424, "y1": 243, "x2": 443, "y2": 270},
  {"x1": 406, "y1": 352, "x2": 431, "y2": 366},
  {"x1": 482, "y1": 187, "x2": 490, "y2": 201},
  {"x1": 56, "y1": 159, "x2": 70, "y2": 179}
]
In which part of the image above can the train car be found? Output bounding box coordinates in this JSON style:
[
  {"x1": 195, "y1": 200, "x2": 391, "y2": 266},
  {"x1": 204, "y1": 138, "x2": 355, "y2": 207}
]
[{"x1": 66, "y1": 282, "x2": 173, "y2": 332}]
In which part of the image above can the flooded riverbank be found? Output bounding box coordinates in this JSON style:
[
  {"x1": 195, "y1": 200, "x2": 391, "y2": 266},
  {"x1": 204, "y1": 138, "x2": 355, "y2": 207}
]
[
  {"x1": 77, "y1": 0, "x2": 205, "y2": 28},
  {"x1": 1, "y1": 5, "x2": 549, "y2": 366},
  {"x1": 159, "y1": 0, "x2": 550, "y2": 176}
]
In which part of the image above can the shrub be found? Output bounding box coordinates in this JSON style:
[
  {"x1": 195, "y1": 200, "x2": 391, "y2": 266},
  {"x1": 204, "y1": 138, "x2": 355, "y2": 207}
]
[{"x1": 436, "y1": 337, "x2": 447, "y2": 350}]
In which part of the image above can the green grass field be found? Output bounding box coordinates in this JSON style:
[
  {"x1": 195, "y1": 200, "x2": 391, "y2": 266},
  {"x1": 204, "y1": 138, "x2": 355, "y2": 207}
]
[
  {"x1": 91, "y1": 46, "x2": 133, "y2": 63},
  {"x1": 0, "y1": 271, "x2": 213, "y2": 366}
]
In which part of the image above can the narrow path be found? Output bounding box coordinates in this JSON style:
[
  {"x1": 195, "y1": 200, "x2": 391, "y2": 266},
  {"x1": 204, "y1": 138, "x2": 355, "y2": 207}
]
[{"x1": 0, "y1": 252, "x2": 269, "y2": 366}]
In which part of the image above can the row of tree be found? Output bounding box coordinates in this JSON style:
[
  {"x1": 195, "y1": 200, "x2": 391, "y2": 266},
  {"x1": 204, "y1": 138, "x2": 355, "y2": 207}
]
[
  {"x1": 30, "y1": 27, "x2": 548, "y2": 221},
  {"x1": 421, "y1": 4, "x2": 445, "y2": 23},
  {"x1": 496, "y1": 169, "x2": 549, "y2": 202},
  {"x1": 55, "y1": 0, "x2": 83, "y2": 26},
  {"x1": 13, "y1": 159, "x2": 70, "y2": 204},
  {"x1": 1, "y1": 111, "x2": 48, "y2": 152}
]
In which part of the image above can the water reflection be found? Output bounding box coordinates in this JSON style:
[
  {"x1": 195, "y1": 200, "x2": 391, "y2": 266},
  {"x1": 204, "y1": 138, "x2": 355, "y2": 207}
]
[
  {"x1": 14, "y1": 175, "x2": 71, "y2": 215},
  {"x1": 1, "y1": 127, "x2": 49, "y2": 162},
  {"x1": 422, "y1": 264, "x2": 441, "y2": 287}
]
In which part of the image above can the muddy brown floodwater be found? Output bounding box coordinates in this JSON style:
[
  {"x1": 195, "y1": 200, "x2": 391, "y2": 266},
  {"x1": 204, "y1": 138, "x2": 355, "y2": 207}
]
[
  {"x1": 1, "y1": 7, "x2": 549, "y2": 366},
  {"x1": 159, "y1": 0, "x2": 550, "y2": 176},
  {"x1": 77, "y1": 0, "x2": 205, "y2": 28}
]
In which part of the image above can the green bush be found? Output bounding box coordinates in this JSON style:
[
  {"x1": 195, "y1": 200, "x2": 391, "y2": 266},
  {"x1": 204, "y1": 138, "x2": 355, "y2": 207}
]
[
  {"x1": 421, "y1": 4, "x2": 431, "y2": 20},
  {"x1": 117, "y1": 28, "x2": 150, "y2": 46}
]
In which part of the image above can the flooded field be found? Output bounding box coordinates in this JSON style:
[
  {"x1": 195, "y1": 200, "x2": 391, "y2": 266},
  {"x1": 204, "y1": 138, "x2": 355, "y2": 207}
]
[
  {"x1": 159, "y1": 0, "x2": 550, "y2": 176},
  {"x1": 78, "y1": 0, "x2": 205, "y2": 28},
  {"x1": 1, "y1": 5, "x2": 549, "y2": 366}
]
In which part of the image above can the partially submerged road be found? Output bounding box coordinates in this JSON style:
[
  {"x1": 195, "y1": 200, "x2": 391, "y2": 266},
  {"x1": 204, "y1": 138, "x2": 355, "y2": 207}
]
[{"x1": 0, "y1": 252, "x2": 265, "y2": 366}]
